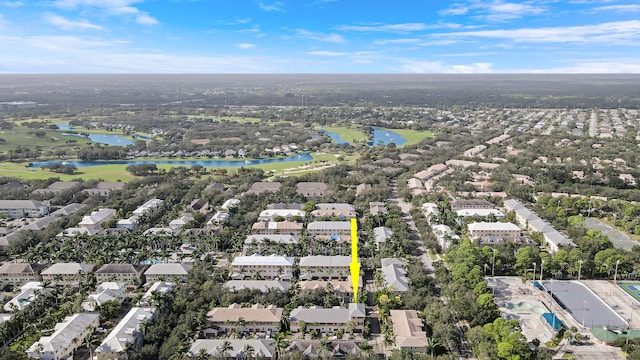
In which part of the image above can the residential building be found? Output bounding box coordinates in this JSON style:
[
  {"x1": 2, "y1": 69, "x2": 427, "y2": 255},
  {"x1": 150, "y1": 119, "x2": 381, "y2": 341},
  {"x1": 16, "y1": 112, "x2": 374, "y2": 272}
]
[
  {"x1": 295, "y1": 182, "x2": 328, "y2": 198},
  {"x1": 369, "y1": 202, "x2": 388, "y2": 216},
  {"x1": 133, "y1": 198, "x2": 164, "y2": 217},
  {"x1": 456, "y1": 208, "x2": 505, "y2": 219},
  {"x1": 221, "y1": 198, "x2": 241, "y2": 211},
  {"x1": 57, "y1": 227, "x2": 100, "y2": 238},
  {"x1": 230, "y1": 254, "x2": 294, "y2": 280},
  {"x1": 380, "y1": 258, "x2": 409, "y2": 292},
  {"x1": 289, "y1": 303, "x2": 366, "y2": 333},
  {"x1": 207, "y1": 304, "x2": 283, "y2": 333},
  {"x1": 311, "y1": 208, "x2": 356, "y2": 220},
  {"x1": 139, "y1": 281, "x2": 175, "y2": 307},
  {"x1": 5, "y1": 282, "x2": 43, "y2": 312},
  {"x1": 298, "y1": 276, "x2": 362, "y2": 304},
  {"x1": 243, "y1": 234, "x2": 300, "y2": 254},
  {"x1": 299, "y1": 256, "x2": 352, "y2": 281},
  {"x1": 144, "y1": 263, "x2": 192, "y2": 283},
  {"x1": 373, "y1": 226, "x2": 393, "y2": 251},
  {"x1": 224, "y1": 280, "x2": 290, "y2": 293},
  {"x1": 41, "y1": 263, "x2": 94, "y2": 286},
  {"x1": 247, "y1": 182, "x2": 281, "y2": 195},
  {"x1": 94, "y1": 263, "x2": 146, "y2": 285},
  {"x1": 188, "y1": 339, "x2": 275, "y2": 359},
  {"x1": 169, "y1": 215, "x2": 194, "y2": 231},
  {"x1": 451, "y1": 199, "x2": 494, "y2": 211},
  {"x1": 422, "y1": 203, "x2": 439, "y2": 222},
  {"x1": 0, "y1": 263, "x2": 43, "y2": 283},
  {"x1": 390, "y1": 310, "x2": 429, "y2": 351},
  {"x1": 258, "y1": 209, "x2": 306, "y2": 221},
  {"x1": 413, "y1": 164, "x2": 448, "y2": 181},
  {"x1": 432, "y1": 224, "x2": 458, "y2": 250},
  {"x1": 81, "y1": 282, "x2": 125, "y2": 312},
  {"x1": 463, "y1": 144, "x2": 487, "y2": 157},
  {"x1": 26, "y1": 313, "x2": 99, "y2": 360},
  {"x1": 252, "y1": 221, "x2": 303, "y2": 235},
  {"x1": 77, "y1": 208, "x2": 116, "y2": 229},
  {"x1": 0, "y1": 200, "x2": 50, "y2": 218},
  {"x1": 285, "y1": 340, "x2": 363, "y2": 358},
  {"x1": 31, "y1": 181, "x2": 79, "y2": 196},
  {"x1": 95, "y1": 307, "x2": 156, "y2": 358},
  {"x1": 307, "y1": 222, "x2": 351, "y2": 237},
  {"x1": 184, "y1": 198, "x2": 210, "y2": 215},
  {"x1": 356, "y1": 183, "x2": 371, "y2": 197},
  {"x1": 315, "y1": 203, "x2": 356, "y2": 211},
  {"x1": 80, "y1": 181, "x2": 125, "y2": 196},
  {"x1": 468, "y1": 222, "x2": 521, "y2": 240}
]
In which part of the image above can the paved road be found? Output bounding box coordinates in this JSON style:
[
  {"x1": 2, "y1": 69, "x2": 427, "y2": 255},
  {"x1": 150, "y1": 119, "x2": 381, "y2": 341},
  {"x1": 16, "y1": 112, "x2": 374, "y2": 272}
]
[
  {"x1": 388, "y1": 179, "x2": 436, "y2": 273},
  {"x1": 584, "y1": 217, "x2": 639, "y2": 250}
]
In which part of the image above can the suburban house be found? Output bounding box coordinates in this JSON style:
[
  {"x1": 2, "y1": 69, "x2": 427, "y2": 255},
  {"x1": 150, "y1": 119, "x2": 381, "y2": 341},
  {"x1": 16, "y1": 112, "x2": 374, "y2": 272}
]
[
  {"x1": 286, "y1": 340, "x2": 363, "y2": 358},
  {"x1": 369, "y1": 202, "x2": 388, "y2": 216},
  {"x1": 94, "y1": 263, "x2": 146, "y2": 286},
  {"x1": 224, "y1": 280, "x2": 290, "y2": 293},
  {"x1": 413, "y1": 164, "x2": 448, "y2": 181},
  {"x1": 246, "y1": 182, "x2": 282, "y2": 195},
  {"x1": 252, "y1": 221, "x2": 303, "y2": 235},
  {"x1": 289, "y1": 303, "x2": 366, "y2": 333},
  {"x1": 311, "y1": 208, "x2": 356, "y2": 220},
  {"x1": 77, "y1": 208, "x2": 117, "y2": 229},
  {"x1": 451, "y1": 199, "x2": 494, "y2": 211},
  {"x1": 139, "y1": 281, "x2": 175, "y2": 307},
  {"x1": 207, "y1": 303, "x2": 283, "y2": 334},
  {"x1": 169, "y1": 215, "x2": 194, "y2": 231},
  {"x1": 41, "y1": 262, "x2": 94, "y2": 286},
  {"x1": 57, "y1": 227, "x2": 100, "y2": 238},
  {"x1": 504, "y1": 199, "x2": 577, "y2": 252},
  {"x1": 298, "y1": 276, "x2": 362, "y2": 304},
  {"x1": 373, "y1": 226, "x2": 393, "y2": 251},
  {"x1": 230, "y1": 254, "x2": 295, "y2": 280},
  {"x1": 468, "y1": 222, "x2": 521, "y2": 240},
  {"x1": 455, "y1": 208, "x2": 505, "y2": 220},
  {"x1": 422, "y1": 203, "x2": 440, "y2": 223},
  {"x1": 295, "y1": 182, "x2": 328, "y2": 198},
  {"x1": 221, "y1": 198, "x2": 241, "y2": 211},
  {"x1": 307, "y1": 222, "x2": 351, "y2": 237},
  {"x1": 0, "y1": 262, "x2": 43, "y2": 283},
  {"x1": 316, "y1": 203, "x2": 355, "y2": 212},
  {"x1": 117, "y1": 198, "x2": 164, "y2": 230},
  {"x1": 143, "y1": 263, "x2": 192, "y2": 283},
  {"x1": 26, "y1": 312, "x2": 99, "y2": 360},
  {"x1": 0, "y1": 200, "x2": 50, "y2": 218},
  {"x1": 356, "y1": 183, "x2": 371, "y2": 197},
  {"x1": 80, "y1": 181, "x2": 125, "y2": 196},
  {"x1": 95, "y1": 307, "x2": 156, "y2": 358},
  {"x1": 4, "y1": 282, "x2": 44, "y2": 312},
  {"x1": 31, "y1": 181, "x2": 79, "y2": 196},
  {"x1": 258, "y1": 209, "x2": 306, "y2": 221},
  {"x1": 380, "y1": 258, "x2": 409, "y2": 292},
  {"x1": 299, "y1": 256, "x2": 353, "y2": 281},
  {"x1": 243, "y1": 234, "x2": 300, "y2": 254},
  {"x1": 188, "y1": 339, "x2": 275, "y2": 359},
  {"x1": 389, "y1": 310, "x2": 429, "y2": 351},
  {"x1": 81, "y1": 282, "x2": 125, "y2": 312},
  {"x1": 184, "y1": 198, "x2": 210, "y2": 215}
]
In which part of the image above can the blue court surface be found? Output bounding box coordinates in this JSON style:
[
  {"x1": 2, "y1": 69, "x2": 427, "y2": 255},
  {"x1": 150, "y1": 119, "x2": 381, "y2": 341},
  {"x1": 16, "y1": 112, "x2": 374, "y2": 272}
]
[{"x1": 540, "y1": 280, "x2": 628, "y2": 329}]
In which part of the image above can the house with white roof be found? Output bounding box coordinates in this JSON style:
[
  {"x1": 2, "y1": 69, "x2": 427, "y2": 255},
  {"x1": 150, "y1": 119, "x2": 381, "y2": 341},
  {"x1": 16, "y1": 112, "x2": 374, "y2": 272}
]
[
  {"x1": 224, "y1": 280, "x2": 290, "y2": 293},
  {"x1": 289, "y1": 303, "x2": 366, "y2": 333},
  {"x1": 57, "y1": 227, "x2": 101, "y2": 238},
  {"x1": 132, "y1": 198, "x2": 163, "y2": 217},
  {"x1": 26, "y1": 312, "x2": 99, "y2": 360},
  {"x1": 78, "y1": 208, "x2": 116, "y2": 229},
  {"x1": 139, "y1": 281, "x2": 175, "y2": 307},
  {"x1": 258, "y1": 209, "x2": 306, "y2": 221},
  {"x1": 456, "y1": 208, "x2": 505, "y2": 220},
  {"x1": 307, "y1": 221, "x2": 351, "y2": 237},
  {"x1": 144, "y1": 263, "x2": 192, "y2": 283},
  {"x1": 299, "y1": 256, "x2": 353, "y2": 281},
  {"x1": 432, "y1": 225, "x2": 458, "y2": 250},
  {"x1": 380, "y1": 258, "x2": 409, "y2": 292},
  {"x1": 298, "y1": 276, "x2": 362, "y2": 304},
  {"x1": 81, "y1": 282, "x2": 125, "y2": 312},
  {"x1": 243, "y1": 234, "x2": 300, "y2": 254},
  {"x1": 230, "y1": 254, "x2": 294, "y2": 280},
  {"x1": 4, "y1": 281, "x2": 44, "y2": 312},
  {"x1": 0, "y1": 262, "x2": 43, "y2": 283},
  {"x1": 95, "y1": 307, "x2": 156, "y2": 358},
  {"x1": 251, "y1": 221, "x2": 303, "y2": 235},
  {"x1": 0, "y1": 200, "x2": 50, "y2": 218},
  {"x1": 94, "y1": 263, "x2": 146, "y2": 286},
  {"x1": 169, "y1": 215, "x2": 194, "y2": 231},
  {"x1": 373, "y1": 226, "x2": 393, "y2": 251},
  {"x1": 221, "y1": 198, "x2": 240, "y2": 211},
  {"x1": 468, "y1": 222, "x2": 521, "y2": 240},
  {"x1": 390, "y1": 310, "x2": 429, "y2": 351},
  {"x1": 188, "y1": 339, "x2": 275, "y2": 359}
]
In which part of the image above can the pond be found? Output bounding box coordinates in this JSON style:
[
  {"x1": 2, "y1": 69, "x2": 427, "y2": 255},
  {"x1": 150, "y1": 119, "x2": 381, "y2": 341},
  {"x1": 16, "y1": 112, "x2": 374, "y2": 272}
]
[
  {"x1": 28, "y1": 153, "x2": 314, "y2": 168},
  {"x1": 58, "y1": 123, "x2": 136, "y2": 146},
  {"x1": 322, "y1": 128, "x2": 407, "y2": 146}
]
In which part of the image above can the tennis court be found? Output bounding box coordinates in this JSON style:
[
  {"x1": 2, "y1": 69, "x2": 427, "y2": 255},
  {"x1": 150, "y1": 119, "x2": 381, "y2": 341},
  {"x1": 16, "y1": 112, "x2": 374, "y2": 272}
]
[
  {"x1": 541, "y1": 280, "x2": 628, "y2": 329},
  {"x1": 618, "y1": 282, "x2": 640, "y2": 302}
]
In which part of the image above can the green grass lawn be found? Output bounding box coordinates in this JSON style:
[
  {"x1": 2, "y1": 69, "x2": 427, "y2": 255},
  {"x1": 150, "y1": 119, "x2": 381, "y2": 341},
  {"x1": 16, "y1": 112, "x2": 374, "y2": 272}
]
[
  {"x1": 389, "y1": 129, "x2": 434, "y2": 146},
  {"x1": 0, "y1": 152, "x2": 351, "y2": 181},
  {"x1": 318, "y1": 126, "x2": 368, "y2": 143},
  {"x1": 0, "y1": 128, "x2": 84, "y2": 152}
]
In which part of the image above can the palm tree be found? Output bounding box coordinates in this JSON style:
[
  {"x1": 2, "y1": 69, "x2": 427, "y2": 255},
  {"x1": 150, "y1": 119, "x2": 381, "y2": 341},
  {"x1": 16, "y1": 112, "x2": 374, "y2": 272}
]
[
  {"x1": 271, "y1": 331, "x2": 289, "y2": 360},
  {"x1": 84, "y1": 333, "x2": 100, "y2": 360},
  {"x1": 219, "y1": 340, "x2": 233, "y2": 357},
  {"x1": 319, "y1": 336, "x2": 332, "y2": 360},
  {"x1": 241, "y1": 344, "x2": 255, "y2": 359},
  {"x1": 358, "y1": 342, "x2": 374, "y2": 358}
]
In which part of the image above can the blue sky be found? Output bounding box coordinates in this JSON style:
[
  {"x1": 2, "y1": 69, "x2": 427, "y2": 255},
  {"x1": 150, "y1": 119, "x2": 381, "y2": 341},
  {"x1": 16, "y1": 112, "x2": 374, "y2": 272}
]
[{"x1": 0, "y1": 0, "x2": 639, "y2": 73}]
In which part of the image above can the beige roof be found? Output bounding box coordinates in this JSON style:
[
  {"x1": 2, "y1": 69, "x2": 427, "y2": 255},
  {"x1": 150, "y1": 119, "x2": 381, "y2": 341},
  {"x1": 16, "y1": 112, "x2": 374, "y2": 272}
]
[
  {"x1": 390, "y1": 310, "x2": 429, "y2": 348},
  {"x1": 0, "y1": 263, "x2": 38, "y2": 274},
  {"x1": 207, "y1": 303, "x2": 283, "y2": 323},
  {"x1": 42, "y1": 262, "x2": 94, "y2": 275}
]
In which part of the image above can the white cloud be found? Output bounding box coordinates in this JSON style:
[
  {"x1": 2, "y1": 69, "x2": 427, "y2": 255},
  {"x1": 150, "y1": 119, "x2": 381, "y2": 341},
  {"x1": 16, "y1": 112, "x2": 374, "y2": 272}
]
[
  {"x1": 531, "y1": 61, "x2": 640, "y2": 73},
  {"x1": 440, "y1": 0, "x2": 546, "y2": 22},
  {"x1": 336, "y1": 23, "x2": 428, "y2": 33},
  {"x1": 52, "y1": 0, "x2": 158, "y2": 25},
  {"x1": 437, "y1": 20, "x2": 640, "y2": 44},
  {"x1": 3, "y1": 1, "x2": 23, "y2": 7},
  {"x1": 45, "y1": 13, "x2": 103, "y2": 30},
  {"x1": 236, "y1": 43, "x2": 255, "y2": 49},
  {"x1": 306, "y1": 50, "x2": 346, "y2": 56},
  {"x1": 258, "y1": 1, "x2": 285, "y2": 12},
  {"x1": 398, "y1": 60, "x2": 493, "y2": 73},
  {"x1": 292, "y1": 29, "x2": 345, "y2": 43},
  {"x1": 590, "y1": 4, "x2": 640, "y2": 13},
  {"x1": 373, "y1": 38, "x2": 422, "y2": 45}
]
